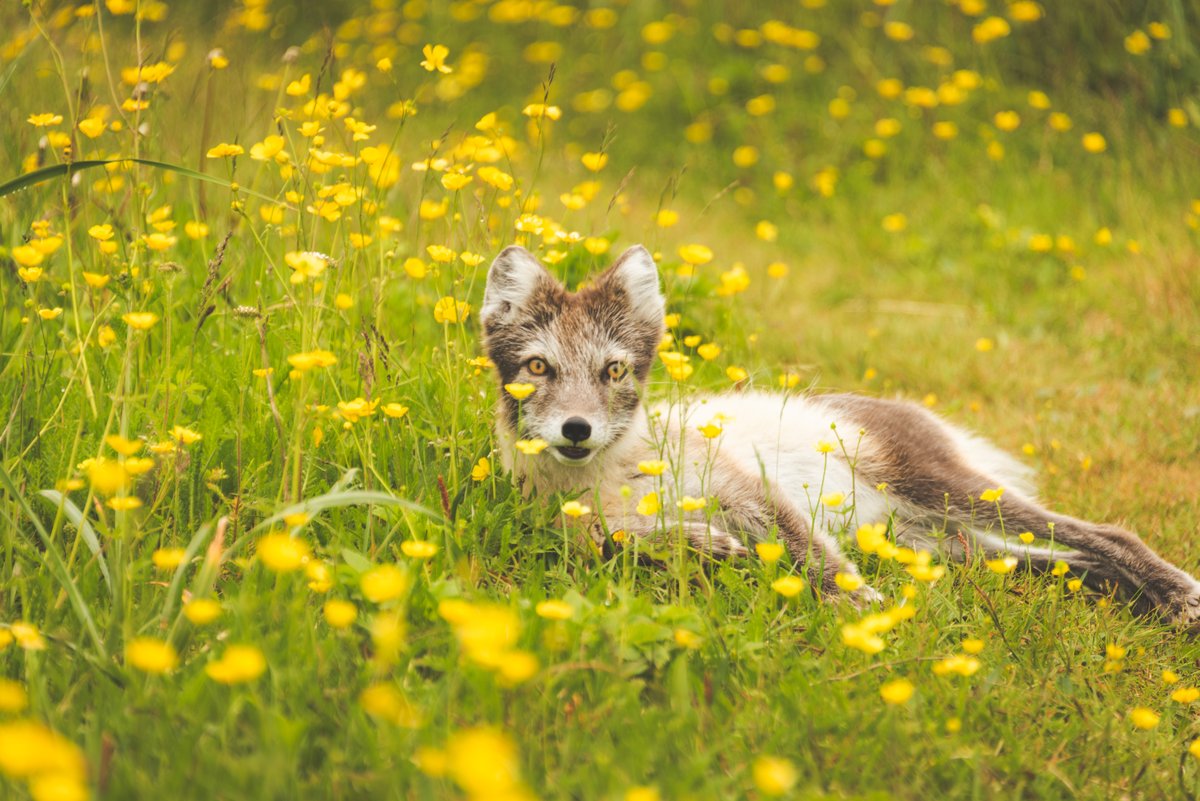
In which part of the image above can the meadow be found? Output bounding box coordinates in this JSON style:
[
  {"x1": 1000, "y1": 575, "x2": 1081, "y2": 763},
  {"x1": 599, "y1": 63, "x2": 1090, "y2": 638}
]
[{"x1": 2, "y1": 1, "x2": 1200, "y2": 799}]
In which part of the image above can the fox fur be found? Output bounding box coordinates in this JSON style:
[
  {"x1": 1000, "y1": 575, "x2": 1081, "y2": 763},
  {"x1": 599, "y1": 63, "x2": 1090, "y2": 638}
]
[{"x1": 481, "y1": 244, "x2": 1200, "y2": 625}]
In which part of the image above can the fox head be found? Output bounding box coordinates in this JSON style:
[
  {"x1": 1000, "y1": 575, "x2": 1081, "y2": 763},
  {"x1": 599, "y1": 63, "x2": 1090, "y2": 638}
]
[{"x1": 481, "y1": 244, "x2": 665, "y2": 473}]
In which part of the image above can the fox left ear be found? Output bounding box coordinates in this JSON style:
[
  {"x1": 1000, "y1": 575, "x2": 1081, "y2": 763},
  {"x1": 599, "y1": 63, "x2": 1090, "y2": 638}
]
[
  {"x1": 481, "y1": 245, "x2": 557, "y2": 329},
  {"x1": 604, "y1": 245, "x2": 664, "y2": 327}
]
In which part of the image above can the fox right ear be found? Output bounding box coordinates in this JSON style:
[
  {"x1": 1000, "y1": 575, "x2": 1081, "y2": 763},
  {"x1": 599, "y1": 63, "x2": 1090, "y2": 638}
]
[{"x1": 481, "y1": 246, "x2": 556, "y2": 328}]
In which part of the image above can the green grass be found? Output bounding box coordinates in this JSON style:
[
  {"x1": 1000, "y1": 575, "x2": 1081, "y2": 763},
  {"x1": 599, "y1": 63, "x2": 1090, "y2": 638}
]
[{"x1": 1, "y1": 1, "x2": 1200, "y2": 799}]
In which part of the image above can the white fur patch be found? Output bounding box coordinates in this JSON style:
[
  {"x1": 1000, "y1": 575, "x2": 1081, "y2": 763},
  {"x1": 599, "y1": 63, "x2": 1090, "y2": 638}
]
[{"x1": 608, "y1": 245, "x2": 664, "y2": 327}]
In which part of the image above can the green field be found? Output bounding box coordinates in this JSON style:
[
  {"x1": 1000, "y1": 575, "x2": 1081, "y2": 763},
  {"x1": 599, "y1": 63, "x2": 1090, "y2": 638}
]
[{"x1": 2, "y1": 1, "x2": 1200, "y2": 798}]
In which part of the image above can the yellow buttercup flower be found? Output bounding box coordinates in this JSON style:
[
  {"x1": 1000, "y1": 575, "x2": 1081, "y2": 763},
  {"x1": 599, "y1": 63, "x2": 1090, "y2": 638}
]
[
  {"x1": 361, "y1": 564, "x2": 410, "y2": 604},
  {"x1": 433, "y1": 297, "x2": 471, "y2": 324},
  {"x1": 535, "y1": 600, "x2": 574, "y2": 620},
  {"x1": 879, "y1": 678, "x2": 915, "y2": 705},
  {"x1": 581, "y1": 152, "x2": 608, "y2": 171},
  {"x1": 205, "y1": 645, "x2": 267, "y2": 684},
  {"x1": 126, "y1": 637, "x2": 178, "y2": 674},
  {"x1": 834, "y1": 572, "x2": 863, "y2": 592},
  {"x1": 206, "y1": 142, "x2": 244, "y2": 158},
  {"x1": 985, "y1": 556, "x2": 1018, "y2": 575},
  {"x1": 771, "y1": 575, "x2": 805, "y2": 598},
  {"x1": 401, "y1": 540, "x2": 438, "y2": 559},
  {"x1": 752, "y1": 756, "x2": 797, "y2": 797},
  {"x1": 152, "y1": 548, "x2": 186, "y2": 571},
  {"x1": 637, "y1": 460, "x2": 667, "y2": 476},
  {"x1": 504, "y1": 383, "x2": 536, "y2": 400},
  {"x1": 382, "y1": 403, "x2": 409, "y2": 419},
  {"x1": 420, "y1": 44, "x2": 453, "y2": 73},
  {"x1": 677, "y1": 243, "x2": 713, "y2": 266},
  {"x1": 122, "y1": 312, "x2": 160, "y2": 330},
  {"x1": 323, "y1": 599, "x2": 358, "y2": 629},
  {"x1": 184, "y1": 598, "x2": 222, "y2": 625},
  {"x1": 471, "y1": 458, "x2": 491, "y2": 481},
  {"x1": 1129, "y1": 707, "x2": 1160, "y2": 730},
  {"x1": 636, "y1": 492, "x2": 660, "y2": 516},
  {"x1": 256, "y1": 533, "x2": 311, "y2": 572},
  {"x1": 27, "y1": 112, "x2": 64, "y2": 127},
  {"x1": 755, "y1": 542, "x2": 785, "y2": 562},
  {"x1": 561, "y1": 500, "x2": 591, "y2": 518}
]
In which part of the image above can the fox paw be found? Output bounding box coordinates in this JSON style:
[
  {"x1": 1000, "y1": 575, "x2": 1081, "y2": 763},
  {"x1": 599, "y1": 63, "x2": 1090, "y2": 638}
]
[{"x1": 1164, "y1": 586, "x2": 1200, "y2": 631}]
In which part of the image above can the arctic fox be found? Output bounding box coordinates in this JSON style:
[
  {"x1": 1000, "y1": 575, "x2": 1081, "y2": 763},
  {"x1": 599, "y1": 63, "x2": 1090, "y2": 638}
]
[{"x1": 480, "y1": 243, "x2": 1200, "y2": 624}]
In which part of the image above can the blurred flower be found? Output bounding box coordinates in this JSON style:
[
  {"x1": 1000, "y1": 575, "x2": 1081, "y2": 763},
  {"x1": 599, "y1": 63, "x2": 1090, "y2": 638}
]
[
  {"x1": 880, "y1": 678, "x2": 915, "y2": 705},
  {"x1": 206, "y1": 645, "x2": 267, "y2": 684}
]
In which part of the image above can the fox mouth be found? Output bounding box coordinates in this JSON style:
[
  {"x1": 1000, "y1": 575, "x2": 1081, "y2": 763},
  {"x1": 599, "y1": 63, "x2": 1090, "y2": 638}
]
[{"x1": 553, "y1": 445, "x2": 593, "y2": 464}]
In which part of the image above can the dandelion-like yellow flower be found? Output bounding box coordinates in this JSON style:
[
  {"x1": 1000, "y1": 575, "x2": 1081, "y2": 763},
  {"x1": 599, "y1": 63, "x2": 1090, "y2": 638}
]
[
  {"x1": 0, "y1": 680, "x2": 27, "y2": 714},
  {"x1": 256, "y1": 533, "x2": 311, "y2": 572},
  {"x1": 879, "y1": 678, "x2": 915, "y2": 705},
  {"x1": 361, "y1": 564, "x2": 410, "y2": 604},
  {"x1": 1081, "y1": 132, "x2": 1107, "y2": 153},
  {"x1": 504, "y1": 383, "x2": 536, "y2": 400},
  {"x1": 382, "y1": 403, "x2": 409, "y2": 419},
  {"x1": 126, "y1": 637, "x2": 178, "y2": 674},
  {"x1": 401, "y1": 540, "x2": 439, "y2": 559},
  {"x1": 122, "y1": 312, "x2": 160, "y2": 330},
  {"x1": 420, "y1": 44, "x2": 453, "y2": 73},
  {"x1": 932, "y1": 654, "x2": 981, "y2": 677},
  {"x1": 206, "y1": 143, "x2": 245, "y2": 158},
  {"x1": 152, "y1": 548, "x2": 186, "y2": 571},
  {"x1": 27, "y1": 112, "x2": 64, "y2": 127},
  {"x1": 677, "y1": 243, "x2": 713, "y2": 266},
  {"x1": 287, "y1": 350, "x2": 338, "y2": 371},
  {"x1": 771, "y1": 575, "x2": 805, "y2": 598},
  {"x1": 184, "y1": 598, "x2": 222, "y2": 625},
  {"x1": 536, "y1": 600, "x2": 574, "y2": 621},
  {"x1": 522, "y1": 103, "x2": 562, "y2": 120},
  {"x1": 170, "y1": 425, "x2": 202, "y2": 445},
  {"x1": 514, "y1": 439, "x2": 548, "y2": 456},
  {"x1": 471, "y1": 458, "x2": 491, "y2": 481},
  {"x1": 1129, "y1": 707, "x2": 1160, "y2": 730},
  {"x1": 205, "y1": 645, "x2": 267, "y2": 684},
  {"x1": 433, "y1": 296, "x2": 471, "y2": 324},
  {"x1": 323, "y1": 599, "x2": 358, "y2": 629},
  {"x1": 985, "y1": 556, "x2": 1018, "y2": 575},
  {"x1": 834, "y1": 572, "x2": 863, "y2": 592},
  {"x1": 636, "y1": 492, "x2": 660, "y2": 516},
  {"x1": 755, "y1": 542, "x2": 785, "y2": 563},
  {"x1": 1170, "y1": 687, "x2": 1200, "y2": 704},
  {"x1": 560, "y1": 500, "x2": 591, "y2": 518},
  {"x1": 752, "y1": 756, "x2": 797, "y2": 797},
  {"x1": 581, "y1": 152, "x2": 608, "y2": 172}
]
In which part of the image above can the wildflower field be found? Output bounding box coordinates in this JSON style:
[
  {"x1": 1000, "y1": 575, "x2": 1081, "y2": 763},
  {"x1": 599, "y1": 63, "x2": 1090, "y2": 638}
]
[{"x1": 2, "y1": 0, "x2": 1200, "y2": 798}]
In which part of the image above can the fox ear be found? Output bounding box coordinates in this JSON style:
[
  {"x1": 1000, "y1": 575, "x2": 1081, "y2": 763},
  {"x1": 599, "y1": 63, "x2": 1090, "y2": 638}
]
[
  {"x1": 604, "y1": 245, "x2": 664, "y2": 327},
  {"x1": 482, "y1": 246, "x2": 556, "y2": 328}
]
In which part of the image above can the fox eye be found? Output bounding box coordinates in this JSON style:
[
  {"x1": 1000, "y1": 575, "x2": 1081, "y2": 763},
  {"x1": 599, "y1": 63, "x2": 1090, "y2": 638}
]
[
  {"x1": 605, "y1": 361, "x2": 628, "y2": 381},
  {"x1": 527, "y1": 358, "x2": 549, "y2": 376}
]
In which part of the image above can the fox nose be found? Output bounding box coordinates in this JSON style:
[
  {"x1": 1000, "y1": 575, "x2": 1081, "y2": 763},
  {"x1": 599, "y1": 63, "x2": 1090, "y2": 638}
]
[{"x1": 561, "y1": 417, "x2": 592, "y2": 443}]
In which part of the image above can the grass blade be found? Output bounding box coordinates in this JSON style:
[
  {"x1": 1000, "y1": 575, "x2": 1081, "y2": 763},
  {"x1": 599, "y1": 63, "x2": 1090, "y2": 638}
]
[
  {"x1": 0, "y1": 463, "x2": 106, "y2": 659},
  {"x1": 37, "y1": 489, "x2": 113, "y2": 596},
  {"x1": 0, "y1": 157, "x2": 290, "y2": 206}
]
